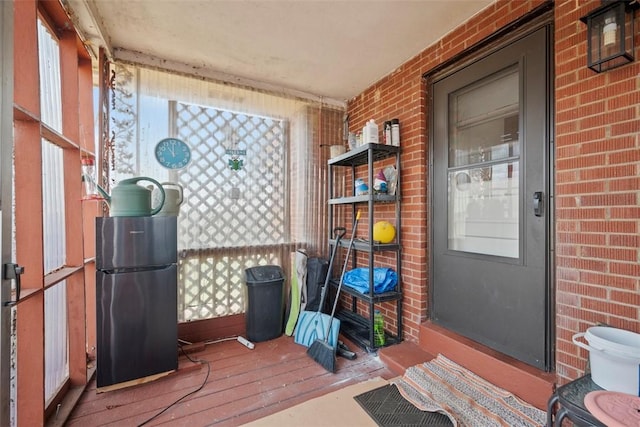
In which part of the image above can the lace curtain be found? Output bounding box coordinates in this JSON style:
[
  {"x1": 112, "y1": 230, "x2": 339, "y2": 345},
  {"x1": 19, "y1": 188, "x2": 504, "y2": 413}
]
[{"x1": 104, "y1": 63, "x2": 343, "y2": 321}]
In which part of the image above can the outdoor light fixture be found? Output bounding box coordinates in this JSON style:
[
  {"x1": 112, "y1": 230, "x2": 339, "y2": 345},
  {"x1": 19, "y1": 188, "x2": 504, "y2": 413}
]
[{"x1": 580, "y1": 0, "x2": 639, "y2": 72}]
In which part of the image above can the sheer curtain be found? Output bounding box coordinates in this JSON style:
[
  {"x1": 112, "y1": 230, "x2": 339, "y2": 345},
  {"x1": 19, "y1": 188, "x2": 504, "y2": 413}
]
[{"x1": 105, "y1": 63, "x2": 344, "y2": 321}]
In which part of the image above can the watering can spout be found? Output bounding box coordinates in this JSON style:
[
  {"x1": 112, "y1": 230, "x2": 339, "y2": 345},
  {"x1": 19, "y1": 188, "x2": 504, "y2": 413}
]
[{"x1": 95, "y1": 184, "x2": 110, "y2": 203}]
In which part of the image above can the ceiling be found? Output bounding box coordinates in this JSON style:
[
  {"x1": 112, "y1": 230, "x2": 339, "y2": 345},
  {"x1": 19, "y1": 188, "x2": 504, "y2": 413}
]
[{"x1": 65, "y1": 0, "x2": 494, "y2": 105}]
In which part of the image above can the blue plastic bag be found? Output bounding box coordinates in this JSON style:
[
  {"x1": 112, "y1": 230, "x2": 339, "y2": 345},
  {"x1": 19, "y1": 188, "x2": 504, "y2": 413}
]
[{"x1": 343, "y1": 267, "x2": 397, "y2": 294}]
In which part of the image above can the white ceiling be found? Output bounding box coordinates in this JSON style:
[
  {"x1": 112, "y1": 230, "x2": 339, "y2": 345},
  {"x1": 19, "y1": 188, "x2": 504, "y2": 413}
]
[{"x1": 65, "y1": 0, "x2": 493, "y2": 104}]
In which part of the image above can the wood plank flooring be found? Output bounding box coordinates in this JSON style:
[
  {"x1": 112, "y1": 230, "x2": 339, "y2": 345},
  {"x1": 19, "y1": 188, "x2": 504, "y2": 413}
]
[{"x1": 66, "y1": 335, "x2": 395, "y2": 426}]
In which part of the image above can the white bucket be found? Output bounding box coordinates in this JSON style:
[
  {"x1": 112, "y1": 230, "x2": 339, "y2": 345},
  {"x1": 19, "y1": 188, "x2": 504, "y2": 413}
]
[{"x1": 573, "y1": 326, "x2": 640, "y2": 395}]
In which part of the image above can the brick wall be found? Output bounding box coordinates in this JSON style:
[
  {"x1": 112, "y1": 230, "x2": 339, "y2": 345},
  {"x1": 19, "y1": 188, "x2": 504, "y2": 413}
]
[
  {"x1": 554, "y1": 0, "x2": 640, "y2": 384},
  {"x1": 347, "y1": 0, "x2": 639, "y2": 383}
]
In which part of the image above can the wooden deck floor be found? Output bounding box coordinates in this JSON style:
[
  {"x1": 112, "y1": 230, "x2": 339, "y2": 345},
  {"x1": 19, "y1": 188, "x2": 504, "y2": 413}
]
[{"x1": 66, "y1": 335, "x2": 395, "y2": 426}]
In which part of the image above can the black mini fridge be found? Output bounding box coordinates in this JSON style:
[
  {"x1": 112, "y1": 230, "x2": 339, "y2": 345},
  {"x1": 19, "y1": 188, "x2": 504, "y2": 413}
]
[{"x1": 96, "y1": 216, "x2": 178, "y2": 390}]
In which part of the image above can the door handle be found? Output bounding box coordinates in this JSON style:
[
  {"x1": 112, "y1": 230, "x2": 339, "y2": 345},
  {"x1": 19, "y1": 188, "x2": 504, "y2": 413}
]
[
  {"x1": 533, "y1": 192, "x2": 544, "y2": 217},
  {"x1": 3, "y1": 263, "x2": 24, "y2": 306}
]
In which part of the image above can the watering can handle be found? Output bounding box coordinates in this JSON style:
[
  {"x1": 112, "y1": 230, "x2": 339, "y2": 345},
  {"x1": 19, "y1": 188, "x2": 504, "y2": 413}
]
[
  {"x1": 161, "y1": 182, "x2": 183, "y2": 205},
  {"x1": 128, "y1": 177, "x2": 165, "y2": 216},
  {"x1": 572, "y1": 332, "x2": 640, "y2": 363}
]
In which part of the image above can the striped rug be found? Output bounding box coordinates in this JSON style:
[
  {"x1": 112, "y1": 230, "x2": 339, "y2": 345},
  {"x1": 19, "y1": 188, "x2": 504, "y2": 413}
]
[{"x1": 392, "y1": 354, "x2": 546, "y2": 427}]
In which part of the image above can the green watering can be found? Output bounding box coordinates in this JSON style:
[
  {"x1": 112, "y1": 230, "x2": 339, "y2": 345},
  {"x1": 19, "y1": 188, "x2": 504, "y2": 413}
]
[{"x1": 96, "y1": 177, "x2": 165, "y2": 217}]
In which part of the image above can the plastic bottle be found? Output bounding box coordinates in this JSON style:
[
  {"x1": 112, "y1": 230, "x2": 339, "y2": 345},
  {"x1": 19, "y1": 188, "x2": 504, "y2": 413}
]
[
  {"x1": 384, "y1": 121, "x2": 392, "y2": 145},
  {"x1": 391, "y1": 119, "x2": 400, "y2": 146},
  {"x1": 374, "y1": 309, "x2": 385, "y2": 346},
  {"x1": 363, "y1": 119, "x2": 379, "y2": 144},
  {"x1": 348, "y1": 132, "x2": 357, "y2": 150},
  {"x1": 81, "y1": 157, "x2": 98, "y2": 199},
  {"x1": 355, "y1": 178, "x2": 368, "y2": 196}
]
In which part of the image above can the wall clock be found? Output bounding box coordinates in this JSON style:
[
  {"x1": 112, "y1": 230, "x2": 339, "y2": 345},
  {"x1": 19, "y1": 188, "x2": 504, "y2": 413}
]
[{"x1": 155, "y1": 138, "x2": 191, "y2": 169}]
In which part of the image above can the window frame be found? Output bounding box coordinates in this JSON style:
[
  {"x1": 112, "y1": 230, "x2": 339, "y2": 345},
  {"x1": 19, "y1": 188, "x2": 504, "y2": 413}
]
[{"x1": 12, "y1": 1, "x2": 97, "y2": 424}]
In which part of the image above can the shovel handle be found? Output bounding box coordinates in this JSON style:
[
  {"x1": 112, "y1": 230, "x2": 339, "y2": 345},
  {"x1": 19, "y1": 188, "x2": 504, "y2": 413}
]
[
  {"x1": 324, "y1": 211, "x2": 361, "y2": 341},
  {"x1": 317, "y1": 228, "x2": 346, "y2": 315}
]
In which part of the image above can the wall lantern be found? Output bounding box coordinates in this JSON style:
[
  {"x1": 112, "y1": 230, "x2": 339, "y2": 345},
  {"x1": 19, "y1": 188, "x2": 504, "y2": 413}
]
[{"x1": 580, "y1": 0, "x2": 639, "y2": 72}]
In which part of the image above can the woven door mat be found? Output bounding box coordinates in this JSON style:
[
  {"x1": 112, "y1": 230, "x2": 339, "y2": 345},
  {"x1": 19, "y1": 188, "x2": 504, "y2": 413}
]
[{"x1": 353, "y1": 384, "x2": 453, "y2": 427}]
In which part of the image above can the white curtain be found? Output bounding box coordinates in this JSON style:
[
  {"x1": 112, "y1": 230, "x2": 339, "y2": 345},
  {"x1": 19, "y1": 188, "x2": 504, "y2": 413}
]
[{"x1": 105, "y1": 63, "x2": 344, "y2": 321}]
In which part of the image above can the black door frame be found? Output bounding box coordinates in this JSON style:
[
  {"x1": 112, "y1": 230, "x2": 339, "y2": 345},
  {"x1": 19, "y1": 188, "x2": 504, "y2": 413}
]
[{"x1": 426, "y1": 10, "x2": 555, "y2": 371}]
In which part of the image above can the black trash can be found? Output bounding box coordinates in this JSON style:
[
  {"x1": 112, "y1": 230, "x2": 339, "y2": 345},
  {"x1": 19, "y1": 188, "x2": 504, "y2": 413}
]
[{"x1": 244, "y1": 265, "x2": 285, "y2": 342}]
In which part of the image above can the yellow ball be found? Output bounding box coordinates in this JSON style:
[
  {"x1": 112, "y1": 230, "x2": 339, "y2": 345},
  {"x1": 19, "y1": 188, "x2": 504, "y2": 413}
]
[{"x1": 373, "y1": 221, "x2": 396, "y2": 243}]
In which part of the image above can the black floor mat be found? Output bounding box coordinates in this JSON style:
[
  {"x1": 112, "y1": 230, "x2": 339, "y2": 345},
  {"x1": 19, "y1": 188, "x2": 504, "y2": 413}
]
[{"x1": 353, "y1": 384, "x2": 453, "y2": 427}]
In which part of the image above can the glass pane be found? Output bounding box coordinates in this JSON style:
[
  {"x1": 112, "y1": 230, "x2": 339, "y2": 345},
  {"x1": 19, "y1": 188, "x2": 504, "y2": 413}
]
[
  {"x1": 42, "y1": 139, "x2": 69, "y2": 405},
  {"x1": 447, "y1": 65, "x2": 520, "y2": 258},
  {"x1": 44, "y1": 282, "x2": 68, "y2": 406},
  {"x1": 42, "y1": 139, "x2": 66, "y2": 273},
  {"x1": 448, "y1": 162, "x2": 519, "y2": 258},
  {"x1": 449, "y1": 66, "x2": 519, "y2": 168},
  {"x1": 37, "y1": 18, "x2": 62, "y2": 132}
]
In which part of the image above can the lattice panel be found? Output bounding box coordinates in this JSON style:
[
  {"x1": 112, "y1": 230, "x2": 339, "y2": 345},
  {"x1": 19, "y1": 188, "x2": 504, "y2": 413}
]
[
  {"x1": 175, "y1": 102, "x2": 287, "y2": 320},
  {"x1": 176, "y1": 103, "x2": 286, "y2": 249},
  {"x1": 178, "y1": 250, "x2": 283, "y2": 321}
]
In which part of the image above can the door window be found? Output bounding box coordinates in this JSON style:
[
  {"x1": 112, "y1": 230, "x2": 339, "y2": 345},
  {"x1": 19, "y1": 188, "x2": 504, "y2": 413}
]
[{"x1": 447, "y1": 66, "x2": 520, "y2": 258}]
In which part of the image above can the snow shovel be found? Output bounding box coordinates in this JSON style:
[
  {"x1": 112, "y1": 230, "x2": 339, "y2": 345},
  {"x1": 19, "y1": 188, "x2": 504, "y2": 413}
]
[
  {"x1": 307, "y1": 211, "x2": 360, "y2": 372},
  {"x1": 294, "y1": 227, "x2": 346, "y2": 347}
]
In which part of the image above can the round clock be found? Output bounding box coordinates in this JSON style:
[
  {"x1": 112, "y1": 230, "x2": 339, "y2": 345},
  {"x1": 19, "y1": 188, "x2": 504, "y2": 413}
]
[{"x1": 155, "y1": 138, "x2": 191, "y2": 169}]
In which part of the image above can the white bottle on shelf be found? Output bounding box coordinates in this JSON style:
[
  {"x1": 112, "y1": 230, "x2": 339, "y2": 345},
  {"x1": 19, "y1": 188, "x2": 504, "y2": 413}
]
[
  {"x1": 391, "y1": 119, "x2": 400, "y2": 146},
  {"x1": 363, "y1": 119, "x2": 378, "y2": 144}
]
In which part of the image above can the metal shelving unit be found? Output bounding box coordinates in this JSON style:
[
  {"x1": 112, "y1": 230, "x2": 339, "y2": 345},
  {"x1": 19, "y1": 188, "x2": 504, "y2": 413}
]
[{"x1": 327, "y1": 143, "x2": 402, "y2": 351}]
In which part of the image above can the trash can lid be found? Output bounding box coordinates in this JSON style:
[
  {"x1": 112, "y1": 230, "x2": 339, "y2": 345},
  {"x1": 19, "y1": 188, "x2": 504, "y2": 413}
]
[{"x1": 245, "y1": 265, "x2": 284, "y2": 282}]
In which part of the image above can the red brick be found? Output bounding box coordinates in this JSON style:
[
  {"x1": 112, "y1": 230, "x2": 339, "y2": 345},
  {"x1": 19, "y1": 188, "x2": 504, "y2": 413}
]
[
  {"x1": 609, "y1": 234, "x2": 640, "y2": 248},
  {"x1": 579, "y1": 193, "x2": 636, "y2": 207},
  {"x1": 580, "y1": 271, "x2": 637, "y2": 291},
  {"x1": 582, "y1": 136, "x2": 636, "y2": 154},
  {"x1": 580, "y1": 220, "x2": 637, "y2": 234},
  {"x1": 556, "y1": 207, "x2": 606, "y2": 219},
  {"x1": 610, "y1": 290, "x2": 640, "y2": 307},
  {"x1": 610, "y1": 262, "x2": 640, "y2": 277},
  {"x1": 609, "y1": 177, "x2": 640, "y2": 192},
  {"x1": 580, "y1": 164, "x2": 636, "y2": 180},
  {"x1": 582, "y1": 298, "x2": 638, "y2": 319},
  {"x1": 609, "y1": 149, "x2": 640, "y2": 165},
  {"x1": 581, "y1": 246, "x2": 637, "y2": 262},
  {"x1": 557, "y1": 231, "x2": 606, "y2": 245}
]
